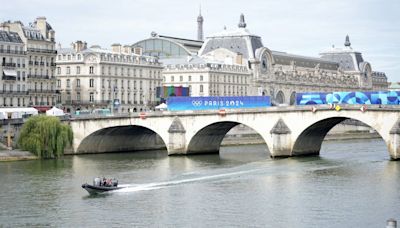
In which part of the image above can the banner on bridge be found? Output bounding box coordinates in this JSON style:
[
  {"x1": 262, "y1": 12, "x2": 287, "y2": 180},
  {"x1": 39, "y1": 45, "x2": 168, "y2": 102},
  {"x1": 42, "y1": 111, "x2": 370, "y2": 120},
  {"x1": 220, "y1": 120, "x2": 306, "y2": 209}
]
[
  {"x1": 167, "y1": 96, "x2": 271, "y2": 111},
  {"x1": 296, "y1": 91, "x2": 400, "y2": 105}
]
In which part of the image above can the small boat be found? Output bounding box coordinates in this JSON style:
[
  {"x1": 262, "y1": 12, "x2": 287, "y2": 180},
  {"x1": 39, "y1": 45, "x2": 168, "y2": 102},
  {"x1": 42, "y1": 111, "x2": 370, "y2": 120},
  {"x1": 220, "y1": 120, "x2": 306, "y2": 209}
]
[{"x1": 82, "y1": 177, "x2": 123, "y2": 195}]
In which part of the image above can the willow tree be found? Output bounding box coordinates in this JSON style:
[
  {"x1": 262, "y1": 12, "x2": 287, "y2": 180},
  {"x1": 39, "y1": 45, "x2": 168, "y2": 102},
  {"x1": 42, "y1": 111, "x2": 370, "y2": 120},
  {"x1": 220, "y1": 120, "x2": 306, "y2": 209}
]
[{"x1": 18, "y1": 115, "x2": 73, "y2": 158}]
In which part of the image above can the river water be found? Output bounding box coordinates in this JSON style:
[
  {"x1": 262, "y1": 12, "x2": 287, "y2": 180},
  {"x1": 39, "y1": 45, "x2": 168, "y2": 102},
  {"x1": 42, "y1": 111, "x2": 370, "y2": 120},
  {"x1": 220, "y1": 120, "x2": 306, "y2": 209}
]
[{"x1": 0, "y1": 138, "x2": 399, "y2": 227}]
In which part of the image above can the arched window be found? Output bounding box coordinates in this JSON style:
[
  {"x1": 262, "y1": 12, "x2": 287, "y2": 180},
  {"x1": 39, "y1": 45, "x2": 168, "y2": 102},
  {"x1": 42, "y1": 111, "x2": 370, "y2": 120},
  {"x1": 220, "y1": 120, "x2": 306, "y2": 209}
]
[
  {"x1": 290, "y1": 91, "x2": 296, "y2": 105},
  {"x1": 275, "y1": 91, "x2": 285, "y2": 104}
]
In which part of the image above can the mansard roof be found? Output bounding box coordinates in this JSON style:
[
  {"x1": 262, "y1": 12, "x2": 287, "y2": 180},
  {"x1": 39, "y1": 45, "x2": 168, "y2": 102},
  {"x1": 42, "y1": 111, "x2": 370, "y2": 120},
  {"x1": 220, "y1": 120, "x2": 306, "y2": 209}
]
[
  {"x1": 199, "y1": 28, "x2": 263, "y2": 60},
  {"x1": 0, "y1": 30, "x2": 23, "y2": 43},
  {"x1": 22, "y1": 26, "x2": 45, "y2": 40},
  {"x1": 272, "y1": 51, "x2": 340, "y2": 71}
]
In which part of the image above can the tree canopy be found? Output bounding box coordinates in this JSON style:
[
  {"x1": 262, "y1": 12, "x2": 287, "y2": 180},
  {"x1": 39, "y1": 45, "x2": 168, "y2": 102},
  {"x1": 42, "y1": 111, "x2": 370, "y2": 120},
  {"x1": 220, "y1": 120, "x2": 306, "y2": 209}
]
[{"x1": 18, "y1": 116, "x2": 73, "y2": 158}]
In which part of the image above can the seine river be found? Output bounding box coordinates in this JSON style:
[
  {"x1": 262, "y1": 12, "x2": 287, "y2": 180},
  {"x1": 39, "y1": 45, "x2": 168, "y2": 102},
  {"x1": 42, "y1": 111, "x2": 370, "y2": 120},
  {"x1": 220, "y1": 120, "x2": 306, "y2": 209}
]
[{"x1": 0, "y1": 138, "x2": 399, "y2": 227}]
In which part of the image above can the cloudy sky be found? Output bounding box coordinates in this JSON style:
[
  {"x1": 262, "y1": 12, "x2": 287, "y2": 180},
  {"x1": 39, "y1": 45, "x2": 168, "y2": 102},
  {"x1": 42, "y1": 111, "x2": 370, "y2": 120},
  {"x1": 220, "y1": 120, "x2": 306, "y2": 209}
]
[{"x1": 1, "y1": 0, "x2": 399, "y2": 81}]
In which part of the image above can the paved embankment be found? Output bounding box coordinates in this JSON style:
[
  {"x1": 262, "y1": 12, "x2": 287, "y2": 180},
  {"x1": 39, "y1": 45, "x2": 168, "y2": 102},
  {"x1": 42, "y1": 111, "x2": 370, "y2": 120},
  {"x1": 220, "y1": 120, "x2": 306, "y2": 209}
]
[{"x1": 0, "y1": 150, "x2": 37, "y2": 161}]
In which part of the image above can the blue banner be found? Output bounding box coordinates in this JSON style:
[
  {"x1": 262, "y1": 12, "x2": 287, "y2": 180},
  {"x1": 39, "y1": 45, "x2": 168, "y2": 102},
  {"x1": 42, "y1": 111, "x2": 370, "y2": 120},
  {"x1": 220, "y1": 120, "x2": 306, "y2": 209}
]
[
  {"x1": 296, "y1": 91, "x2": 400, "y2": 105},
  {"x1": 167, "y1": 96, "x2": 271, "y2": 111}
]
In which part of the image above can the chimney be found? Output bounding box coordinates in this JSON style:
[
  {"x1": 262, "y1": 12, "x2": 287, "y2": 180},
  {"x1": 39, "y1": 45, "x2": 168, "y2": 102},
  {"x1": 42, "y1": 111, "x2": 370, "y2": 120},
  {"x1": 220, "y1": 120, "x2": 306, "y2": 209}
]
[
  {"x1": 35, "y1": 16, "x2": 47, "y2": 38},
  {"x1": 73, "y1": 41, "x2": 84, "y2": 52},
  {"x1": 49, "y1": 29, "x2": 55, "y2": 42},
  {"x1": 111, "y1": 43, "x2": 122, "y2": 53},
  {"x1": 236, "y1": 53, "x2": 243, "y2": 65},
  {"x1": 123, "y1": 45, "x2": 132, "y2": 54},
  {"x1": 133, "y1": 47, "x2": 143, "y2": 55}
]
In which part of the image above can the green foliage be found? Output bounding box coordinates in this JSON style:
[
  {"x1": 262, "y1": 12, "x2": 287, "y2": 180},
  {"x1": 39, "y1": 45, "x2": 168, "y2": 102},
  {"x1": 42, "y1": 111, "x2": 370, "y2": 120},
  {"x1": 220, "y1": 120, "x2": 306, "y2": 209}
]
[{"x1": 18, "y1": 116, "x2": 73, "y2": 159}]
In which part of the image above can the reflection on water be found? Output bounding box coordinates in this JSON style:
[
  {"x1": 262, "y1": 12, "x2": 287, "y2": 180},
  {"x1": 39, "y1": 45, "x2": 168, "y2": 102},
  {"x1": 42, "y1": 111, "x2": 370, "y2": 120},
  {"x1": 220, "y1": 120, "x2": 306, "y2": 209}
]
[{"x1": 0, "y1": 138, "x2": 399, "y2": 227}]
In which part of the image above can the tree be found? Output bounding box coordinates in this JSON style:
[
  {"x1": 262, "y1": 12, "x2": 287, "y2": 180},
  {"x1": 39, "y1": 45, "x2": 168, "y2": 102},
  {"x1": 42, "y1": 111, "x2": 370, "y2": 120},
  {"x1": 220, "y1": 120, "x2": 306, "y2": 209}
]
[{"x1": 18, "y1": 116, "x2": 73, "y2": 158}]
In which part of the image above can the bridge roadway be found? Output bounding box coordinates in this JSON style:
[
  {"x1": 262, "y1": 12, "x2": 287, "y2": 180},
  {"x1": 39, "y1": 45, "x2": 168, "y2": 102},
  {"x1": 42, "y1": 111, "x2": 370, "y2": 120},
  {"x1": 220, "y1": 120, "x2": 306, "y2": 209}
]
[{"x1": 67, "y1": 104, "x2": 400, "y2": 160}]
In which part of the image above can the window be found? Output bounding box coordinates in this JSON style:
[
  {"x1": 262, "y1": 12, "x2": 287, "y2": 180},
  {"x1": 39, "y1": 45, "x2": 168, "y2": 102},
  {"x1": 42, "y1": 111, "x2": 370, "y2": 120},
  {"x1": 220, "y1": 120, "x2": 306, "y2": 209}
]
[
  {"x1": 57, "y1": 67, "x2": 61, "y2": 74},
  {"x1": 189, "y1": 75, "x2": 192, "y2": 81},
  {"x1": 76, "y1": 79, "x2": 80, "y2": 87},
  {"x1": 89, "y1": 66, "x2": 94, "y2": 74},
  {"x1": 200, "y1": 85, "x2": 203, "y2": 93},
  {"x1": 200, "y1": 75, "x2": 203, "y2": 81},
  {"x1": 77, "y1": 92, "x2": 81, "y2": 101},
  {"x1": 66, "y1": 67, "x2": 70, "y2": 74},
  {"x1": 89, "y1": 92, "x2": 94, "y2": 102},
  {"x1": 171, "y1": 76, "x2": 174, "y2": 82},
  {"x1": 76, "y1": 66, "x2": 80, "y2": 74},
  {"x1": 89, "y1": 79, "x2": 94, "y2": 87},
  {"x1": 77, "y1": 54, "x2": 81, "y2": 60},
  {"x1": 180, "y1": 75, "x2": 183, "y2": 82},
  {"x1": 102, "y1": 79, "x2": 105, "y2": 88},
  {"x1": 67, "y1": 55, "x2": 71, "y2": 60},
  {"x1": 57, "y1": 80, "x2": 61, "y2": 87},
  {"x1": 66, "y1": 79, "x2": 70, "y2": 88}
]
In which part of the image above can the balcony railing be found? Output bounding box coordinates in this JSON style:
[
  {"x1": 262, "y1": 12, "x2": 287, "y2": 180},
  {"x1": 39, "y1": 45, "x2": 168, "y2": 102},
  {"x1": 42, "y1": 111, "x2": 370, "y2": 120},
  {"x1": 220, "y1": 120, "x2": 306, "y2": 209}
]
[
  {"x1": 2, "y1": 63, "x2": 16, "y2": 67},
  {"x1": 0, "y1": 90, "x2": 29, "y2": 95},
  {"x1": 27, "y1": 74, "x2": 56, "y2": 80},
  {"x1": 64, "y1": 100, "x2": 110, "y2": 105},
  {"x1": 2, "y1": 75, "x2": 16, "y2": 81},
  {"x1": 0, "y1": 49, "x2": 26, "y2": 55},
  {"x1": 27, "y1": 89, "x2": 60, "y2": 94},
  {"x1": 27, "y1": 48, "x2": 57, "y2": 54}
]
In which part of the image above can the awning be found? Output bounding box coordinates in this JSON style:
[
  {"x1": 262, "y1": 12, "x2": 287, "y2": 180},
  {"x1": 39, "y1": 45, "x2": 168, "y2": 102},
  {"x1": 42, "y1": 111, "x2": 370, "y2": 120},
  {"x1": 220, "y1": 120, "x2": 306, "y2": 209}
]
[
  {"x1": 3, "y1": 69, "x2": 17, "y2": 77},
  {"x1": 33, "y1": 106, "x2": 51, "y2": 112}
]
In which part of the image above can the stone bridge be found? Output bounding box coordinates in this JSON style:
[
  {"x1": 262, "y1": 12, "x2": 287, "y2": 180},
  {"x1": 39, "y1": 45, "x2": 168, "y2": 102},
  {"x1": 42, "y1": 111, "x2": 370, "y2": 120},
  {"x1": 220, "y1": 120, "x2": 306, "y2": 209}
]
[{"x1": 68, "y1": 105, "x2": 400, "y2": 160}]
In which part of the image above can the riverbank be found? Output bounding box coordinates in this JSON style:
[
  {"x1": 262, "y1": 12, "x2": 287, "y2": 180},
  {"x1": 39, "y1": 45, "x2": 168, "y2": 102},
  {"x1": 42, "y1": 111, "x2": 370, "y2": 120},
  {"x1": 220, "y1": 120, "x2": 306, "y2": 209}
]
[{"x1": 0, "y1": 149, "x2": 37, "y2": 161}]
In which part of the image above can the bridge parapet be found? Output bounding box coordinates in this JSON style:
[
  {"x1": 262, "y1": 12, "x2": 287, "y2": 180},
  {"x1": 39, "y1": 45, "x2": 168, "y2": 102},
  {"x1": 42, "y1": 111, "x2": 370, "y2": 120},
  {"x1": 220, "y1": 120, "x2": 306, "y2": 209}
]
[{"x1": 68, "y1": 105, "x2": 400, "y2": 160}]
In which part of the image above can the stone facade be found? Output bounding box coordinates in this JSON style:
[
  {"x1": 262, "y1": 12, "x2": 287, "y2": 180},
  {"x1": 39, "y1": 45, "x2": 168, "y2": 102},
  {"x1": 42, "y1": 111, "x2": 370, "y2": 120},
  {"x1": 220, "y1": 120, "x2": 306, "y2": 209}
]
[
  {"x1": 0, "y1": 30, "x2": 29, "y2": 107},
  {"x1": 162, "y1": 53, "x2": 251, "y2": 97},
  {"x1": 0, "y1": 17, "x2": 58, "y2": 111},
  {"x1": 163, "y1": 14, "x2": 388, "y2": 103},
  {"x1": 56, "y1": 41, "x2": 163, "y2": 113}
]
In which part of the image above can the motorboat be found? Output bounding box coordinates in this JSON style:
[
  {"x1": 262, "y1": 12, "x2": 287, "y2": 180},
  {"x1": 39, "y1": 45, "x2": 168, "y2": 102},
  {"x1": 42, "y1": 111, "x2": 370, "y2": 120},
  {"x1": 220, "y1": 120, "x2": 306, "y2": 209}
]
[{"x1": 82, "y1": 177, "x2": 123, "y2": 195}]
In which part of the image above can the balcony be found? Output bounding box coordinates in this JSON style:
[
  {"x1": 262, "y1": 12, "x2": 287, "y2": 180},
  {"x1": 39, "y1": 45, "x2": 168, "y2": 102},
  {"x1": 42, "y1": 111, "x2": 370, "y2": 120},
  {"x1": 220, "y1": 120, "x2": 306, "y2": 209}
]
[
  {"x1": 27, "y1": 74, "x2": 52, "y2": 79},
  {"x1": 0, "y1": 90, "x2": 29, "y2": 95},
  {"x1": 28, "y1": 89, "x2": 59, "y2": 94},
  {"x1": 29, "y1": 61, "x2": 33, "y2": 65},
  {"x1": 51, "y1": 63, "x2": 56, "y2": 67},
  {"x1": 65, "y1": 100, "x2": 110, "y2": 105},
  {"x1": 0, "y1": 49, "x2": 26, "y2": 55},
  {"x1": 2, "y1": 76, "x2": 17, "y2": 81},
  {"x1": 34, "y1": 61, "x2": 38, "y2": 65},
  {"x1": 40, "y1": 62, "x2": 45, "y2": 66},
  {"x1": 2, "y1": 62, "x2": 16, "y2": 68},
  {"x1": 27, "y1": 48, "x2": 57, "y2": 54}
]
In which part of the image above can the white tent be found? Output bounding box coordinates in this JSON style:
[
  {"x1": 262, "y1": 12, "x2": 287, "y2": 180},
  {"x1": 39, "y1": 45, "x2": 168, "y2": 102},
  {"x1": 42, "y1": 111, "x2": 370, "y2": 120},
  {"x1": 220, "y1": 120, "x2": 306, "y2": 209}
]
[
  {"x1": 46, "y1": 107, "x2": 65, "y2": 116},
  {"x1": 155, "y1": 103, "x2": 168, "y2": 111}
]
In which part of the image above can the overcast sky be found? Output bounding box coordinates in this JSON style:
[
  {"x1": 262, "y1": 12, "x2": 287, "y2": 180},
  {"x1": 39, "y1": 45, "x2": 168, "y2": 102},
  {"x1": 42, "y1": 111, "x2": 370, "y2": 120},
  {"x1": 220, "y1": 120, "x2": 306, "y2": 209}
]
[{"x1": 1, "y1": 0, "x2": 399, "y2": 81}]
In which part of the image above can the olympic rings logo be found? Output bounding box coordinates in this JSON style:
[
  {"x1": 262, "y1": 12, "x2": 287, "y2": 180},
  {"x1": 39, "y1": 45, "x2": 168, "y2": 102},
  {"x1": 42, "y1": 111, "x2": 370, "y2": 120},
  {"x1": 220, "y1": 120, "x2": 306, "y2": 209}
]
[{"x1": 192, "y1": 100, "x2": 202, "y2": 106}]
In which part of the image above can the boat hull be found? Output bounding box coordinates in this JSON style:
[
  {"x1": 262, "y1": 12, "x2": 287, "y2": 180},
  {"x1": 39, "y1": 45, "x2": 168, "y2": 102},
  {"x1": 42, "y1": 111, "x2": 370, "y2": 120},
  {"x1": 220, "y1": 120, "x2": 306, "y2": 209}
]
[{"x1": 82, "y1": 183, "x2": 123, "y2": 194}]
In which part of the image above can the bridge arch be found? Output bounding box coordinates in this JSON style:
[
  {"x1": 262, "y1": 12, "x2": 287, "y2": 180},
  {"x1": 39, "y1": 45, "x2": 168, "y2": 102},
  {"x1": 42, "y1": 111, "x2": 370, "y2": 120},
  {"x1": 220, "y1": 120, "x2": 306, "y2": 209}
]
[
  {"x1": 186, "y1": 121, "x2": 270, "y2": 155},
  {"x1": 292, "y1": 116, "x2": 389, "y2": 157},
  {"x1": 77, "y1": 125, "x2": 167, "y2": 154}
]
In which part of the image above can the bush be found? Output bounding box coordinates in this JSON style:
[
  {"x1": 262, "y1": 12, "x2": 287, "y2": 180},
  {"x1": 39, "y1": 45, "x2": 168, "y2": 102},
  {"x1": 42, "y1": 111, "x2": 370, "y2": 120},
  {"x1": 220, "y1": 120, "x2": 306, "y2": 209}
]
[{"x1": 18, "y1": 116, "x2": 73, "y2": 158}]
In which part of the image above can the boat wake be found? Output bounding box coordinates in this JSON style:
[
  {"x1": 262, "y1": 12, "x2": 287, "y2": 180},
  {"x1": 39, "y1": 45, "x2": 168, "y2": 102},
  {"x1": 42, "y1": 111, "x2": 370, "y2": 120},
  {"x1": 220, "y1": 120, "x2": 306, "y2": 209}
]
[{"x1": 115, "y1": 168, "x2": 260, "y2": 194}]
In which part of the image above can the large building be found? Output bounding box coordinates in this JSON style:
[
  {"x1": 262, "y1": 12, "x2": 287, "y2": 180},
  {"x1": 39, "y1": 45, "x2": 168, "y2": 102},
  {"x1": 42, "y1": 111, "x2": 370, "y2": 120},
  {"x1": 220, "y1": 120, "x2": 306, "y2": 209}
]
[
  {"x1": 0, "y1": 17, "x2": 58, "y2": 111},
  {"x1": 56, "y1": 41, "x2": 163, "y2": 113},
  {"x1": 161, "y1": 14, "x2": 388, "y2": 103},
  {"x1": 0, "y1": 30, "x2": 29, "y2": 107}
]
